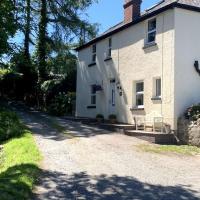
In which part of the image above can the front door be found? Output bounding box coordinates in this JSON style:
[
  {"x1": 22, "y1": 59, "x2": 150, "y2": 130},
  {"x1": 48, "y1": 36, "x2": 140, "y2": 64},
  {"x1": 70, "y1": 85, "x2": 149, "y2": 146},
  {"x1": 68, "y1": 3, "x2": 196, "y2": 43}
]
[{"x1": 109, "y1": 80, "x2": 116, "y2": 115}]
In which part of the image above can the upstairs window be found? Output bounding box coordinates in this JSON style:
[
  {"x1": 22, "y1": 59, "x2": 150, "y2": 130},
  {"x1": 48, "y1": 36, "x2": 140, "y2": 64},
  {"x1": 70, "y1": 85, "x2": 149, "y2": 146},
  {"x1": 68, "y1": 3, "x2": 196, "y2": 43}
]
[
  {"x1": 147, "y1": 18, "x2": 156, "y2": 43},
  {"x1": 92, "y1": 44, "x2": 96, "y2": 63},
  {"x1": 107, "y1": 38, "x2": 112, "y2": 58},
  {"x1": 91, "y1": 85, "x2": 96, "y2": 105},
  {"x1": 136, "y1": 82, "x2": 144, "y2": 108}
]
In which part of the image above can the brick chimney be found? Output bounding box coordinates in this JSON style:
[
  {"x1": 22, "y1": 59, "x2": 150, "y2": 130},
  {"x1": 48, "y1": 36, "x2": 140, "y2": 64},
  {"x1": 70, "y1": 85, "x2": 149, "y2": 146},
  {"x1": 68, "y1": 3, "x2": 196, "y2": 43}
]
[{"x1": 124, "y1": 0, "x2": 142, "y2": 24}]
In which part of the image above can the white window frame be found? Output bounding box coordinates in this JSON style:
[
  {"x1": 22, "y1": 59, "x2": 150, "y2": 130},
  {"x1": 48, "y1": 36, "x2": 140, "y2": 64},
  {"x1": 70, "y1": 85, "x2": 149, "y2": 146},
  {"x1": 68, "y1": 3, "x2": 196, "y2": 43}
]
[
  {"x1": 146, "y1": 18, "x2": 157, "y2": 44},
  {"x1": 90, "y1": 85, "x2": 96, "y2": 105},
  {"x1": 111, "y1": 88, "x2": 115, "y2": 106},
  {"x1": 91, "y1": 44, "x2": 96, "y2": 63},
  {"x1": 136, "y1": 81, "x2": 144, "y2": 109},
  {"x1": 155, "y1": 78, "x2": 161, "y2": 98},
  {"x1": 107, "y1": 38, "x2": 112, "y2": 58}
]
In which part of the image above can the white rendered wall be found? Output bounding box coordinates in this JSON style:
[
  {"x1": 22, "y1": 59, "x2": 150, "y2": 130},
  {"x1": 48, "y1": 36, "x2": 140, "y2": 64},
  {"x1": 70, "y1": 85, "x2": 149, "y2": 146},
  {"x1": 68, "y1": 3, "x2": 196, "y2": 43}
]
[
  {"x1": 174, "y1": 8, "x2": 200, "y2": 129},
  {"x1": 76, "y1": 9, "x2": 175, "y2": 128}
]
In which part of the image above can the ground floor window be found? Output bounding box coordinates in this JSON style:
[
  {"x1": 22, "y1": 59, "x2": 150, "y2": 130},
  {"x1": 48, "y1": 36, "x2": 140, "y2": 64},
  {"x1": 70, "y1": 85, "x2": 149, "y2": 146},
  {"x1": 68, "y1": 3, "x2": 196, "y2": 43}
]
[
  {"x1": 155, "y1": 78, "x2": 161, "y2": 97},
  {"x1": 111, "y1": 88, "x2": 115, "y2": 106},
  {"x1": 136, "y1": 81, "x2": 144, "y2": 108},
  {"x1": 91, "y1": 85, "x2": 96, "y2": 105}
]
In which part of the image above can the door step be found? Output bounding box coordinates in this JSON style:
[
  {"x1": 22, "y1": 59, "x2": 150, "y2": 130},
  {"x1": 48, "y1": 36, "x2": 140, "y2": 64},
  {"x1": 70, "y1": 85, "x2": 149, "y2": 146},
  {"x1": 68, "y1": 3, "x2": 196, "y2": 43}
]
[{"x1": 125, "y1": 130, "x2": 177, "y2": 144}]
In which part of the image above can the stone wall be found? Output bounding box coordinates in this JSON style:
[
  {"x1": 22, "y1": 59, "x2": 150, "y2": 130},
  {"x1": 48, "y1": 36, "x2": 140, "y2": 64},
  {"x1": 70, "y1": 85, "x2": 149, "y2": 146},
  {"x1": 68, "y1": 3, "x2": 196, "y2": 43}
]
[{"x1": 177, "y1": 118, "x2": 200, "y2": 147}]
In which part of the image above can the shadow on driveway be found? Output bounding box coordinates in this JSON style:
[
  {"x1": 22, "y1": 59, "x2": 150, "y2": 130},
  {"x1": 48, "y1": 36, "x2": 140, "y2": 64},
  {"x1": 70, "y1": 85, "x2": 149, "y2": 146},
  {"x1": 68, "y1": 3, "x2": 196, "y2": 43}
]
[
  {"x1": 32, "y1": 167, "x2": 199, "y2": 200},
  {"x1": 13, "y1": 103, "x2": 113, "y2": 141}
]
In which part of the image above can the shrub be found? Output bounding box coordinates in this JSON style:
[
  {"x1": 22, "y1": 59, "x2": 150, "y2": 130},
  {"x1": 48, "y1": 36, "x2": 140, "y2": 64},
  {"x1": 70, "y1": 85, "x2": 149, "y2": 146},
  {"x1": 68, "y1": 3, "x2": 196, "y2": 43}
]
[
  {"x1": 185, "y1": 104, "x2": 200, "y2": 121},
  {"x1": 96, "y1": 114, "x2": 104, "y2": 119},
  {"x1": 41, "y1": 76, "x2": 76, "y2": 107},
  {"x1": 108, "y1": 114, "x2": 117, "y2": 124},
  {"x1": 47, "y1": 92, "x2": 76, "y2": 116},
  {"x1": 96, "y1": 114, "x2": 104, "y2": 123},
  {"x1": 0, "y1": 108, "x2": 23, "y2": 143},
  {"x1": 0, "y1": 71, "x2": 23, "y2": 99}
]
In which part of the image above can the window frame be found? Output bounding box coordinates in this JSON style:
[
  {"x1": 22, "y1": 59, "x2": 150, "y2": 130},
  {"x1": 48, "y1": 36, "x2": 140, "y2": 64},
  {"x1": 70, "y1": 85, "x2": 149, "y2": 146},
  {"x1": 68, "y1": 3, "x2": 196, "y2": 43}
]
[
  {"x1": 146, "y1": 18, "x2": 157, "y2": 44},
  {"x1": 155, "y1": 78, "x2": 161, "y2": 98},
  {"x1": 111, "y1": 88, "x2": 115, "y2": 106},
  {"x1": 135, "y1": 81, "x2": 144, "y2": 109},
  {"x1": 107, "y1": 38, "x2": 112, "y2": 58},
  {"x1": 90, "y1": 85, "x2": 96, "y2": 105},
  {"x1": 91, "y1": 44, "x2": 96, "y2": 63}
]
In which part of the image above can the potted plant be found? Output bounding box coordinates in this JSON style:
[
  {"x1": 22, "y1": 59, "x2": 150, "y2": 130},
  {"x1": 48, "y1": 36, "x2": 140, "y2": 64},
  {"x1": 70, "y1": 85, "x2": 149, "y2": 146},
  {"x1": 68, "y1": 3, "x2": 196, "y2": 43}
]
[
  {"x1": 96, "y1": 114, "x2": 104, "y2": 123},
  {"x1": 109, "y1": 114, "x2": 117, "y2": 124}
]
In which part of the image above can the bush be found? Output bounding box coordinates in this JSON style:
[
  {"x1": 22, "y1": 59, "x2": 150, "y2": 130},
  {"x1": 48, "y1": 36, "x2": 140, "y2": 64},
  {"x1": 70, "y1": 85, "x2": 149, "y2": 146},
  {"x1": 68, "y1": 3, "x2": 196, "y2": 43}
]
[
  {"x1": 96, "y1": 114, "x2": 104, "y2": 119},
  {"x1": 0, "y1": 71, "x2": 23, "y2": 99},
  {"x1": 96, "y1": 114, "x2": 104, "y2": 123},
  {"x1": 0, "y1": 108, "x2": 23, "y2": 143},
  {"x1": 108, "y1": 114, "x2": 117, "y2": 124},
  {"x1": 47, "y1": 92, "x2": 76, "y2": 116},
  {"x1": 185, "y1": 104, "x2": 200, "y2": 121},
  {"x1": 41, "y1": 76, "x2": 76, "y2": 106}
]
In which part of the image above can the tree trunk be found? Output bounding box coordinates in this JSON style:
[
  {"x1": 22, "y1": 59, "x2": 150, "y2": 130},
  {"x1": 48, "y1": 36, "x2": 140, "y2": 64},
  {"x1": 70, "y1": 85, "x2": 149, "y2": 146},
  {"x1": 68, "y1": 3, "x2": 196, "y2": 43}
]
[
  {"x1": 38, "y1": 0, "x2": 48, "y2": 81},
  {"x1": 24, "y1": 0, "x2": 31, "y2": 62}
]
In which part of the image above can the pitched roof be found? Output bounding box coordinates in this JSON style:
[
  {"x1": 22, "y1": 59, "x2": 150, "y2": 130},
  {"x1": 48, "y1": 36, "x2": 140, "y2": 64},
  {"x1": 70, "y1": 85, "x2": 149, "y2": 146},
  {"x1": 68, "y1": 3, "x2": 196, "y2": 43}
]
[{"x1": 76, "y1": 0, "x2": 200, "y2": 51}]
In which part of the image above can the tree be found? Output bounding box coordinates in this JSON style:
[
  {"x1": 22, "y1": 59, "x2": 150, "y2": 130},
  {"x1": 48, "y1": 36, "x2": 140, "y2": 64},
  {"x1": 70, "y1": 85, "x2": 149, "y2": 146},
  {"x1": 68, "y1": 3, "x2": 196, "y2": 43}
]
[
  {"x1": 36, "y1": 0, "x2": 98, "y2": 81},
  {"x1": 37, "y1": 0, "x2": 48, "y2": 81},
  {"x1": 24, "y1": 0, "x2": 31, "y2": 62},
  {"x1": 1, "y1": 0, "x2": 99, "y2": 112},
  {"x1": 0, "y1": 0, "x2": 17, "y2": 56}
]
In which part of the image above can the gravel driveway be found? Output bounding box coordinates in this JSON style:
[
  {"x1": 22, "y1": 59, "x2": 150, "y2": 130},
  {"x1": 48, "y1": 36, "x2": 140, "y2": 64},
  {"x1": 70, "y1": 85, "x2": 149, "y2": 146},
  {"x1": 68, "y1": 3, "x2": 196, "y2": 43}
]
[{"x1": 14, "y1": 105, "x2": 200, "y2": 200}]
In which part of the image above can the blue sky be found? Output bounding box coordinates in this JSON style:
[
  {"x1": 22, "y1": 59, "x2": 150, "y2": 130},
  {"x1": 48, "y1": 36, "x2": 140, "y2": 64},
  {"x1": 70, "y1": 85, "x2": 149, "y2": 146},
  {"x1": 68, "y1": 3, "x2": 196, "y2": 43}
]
[{"x1": 86, "y1": 0, "x2": 160, "y2": 33}]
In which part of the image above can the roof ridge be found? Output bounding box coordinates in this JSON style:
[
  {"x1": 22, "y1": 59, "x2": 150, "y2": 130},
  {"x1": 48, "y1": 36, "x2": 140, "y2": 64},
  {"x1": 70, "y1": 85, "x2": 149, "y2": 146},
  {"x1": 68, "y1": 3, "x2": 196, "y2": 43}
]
[
  {"x1": 103, "y1": 21, "x2": 124, "y2": 33},
  {"x1": 145, "y1": 0, "x2": 165, "y2": 12}
]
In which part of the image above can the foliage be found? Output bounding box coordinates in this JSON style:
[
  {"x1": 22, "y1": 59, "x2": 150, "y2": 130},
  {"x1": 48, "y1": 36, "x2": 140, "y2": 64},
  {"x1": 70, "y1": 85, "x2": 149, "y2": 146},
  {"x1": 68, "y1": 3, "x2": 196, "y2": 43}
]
[
  {"x1": 0, "y1": 69, "x2": 10, "y2": 78},
  {"x1": 10, "y1": 52, "x2": 38, "y2": 94},
  {"x1": 96, "y1": 114, "x2": 104, "y2": 119},
  {"x1": 35, "y1": 0, "x2": 99, "y2": 80},
  {"x1": 138, "y1": 144, "x2": 200, "y2": 156},
  {"x1": 0, "y1": 132, "x2": 41, "y2": 200},
  {"x1": 0, "y1": 0, "x2": 98, "y2": 116},
  {"x1": 0, "y1": 108, "x2": 23, "y2": 143},
  {"x1": 0, "y1": 71, "x2": 23, "y2": 99},
  {"x1": 47, "y1": 92, "x2": 76, "y2": 116},
  {"x1": 185, "y1": 104, "x2": 200, "y2": 121},
  {"x1": 47, "y1": 48, "x2": 77, "y2": 75},
  {"x1": 0, "y1": 0, "x2": 17, "y2": 55}
]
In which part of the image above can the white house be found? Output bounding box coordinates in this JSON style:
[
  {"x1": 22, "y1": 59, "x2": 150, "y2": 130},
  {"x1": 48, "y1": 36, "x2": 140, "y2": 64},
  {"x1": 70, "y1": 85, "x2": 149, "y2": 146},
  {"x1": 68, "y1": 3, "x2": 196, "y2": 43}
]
[{"x1": 75, "y1": 0, "x2": 200, "y2": 133}]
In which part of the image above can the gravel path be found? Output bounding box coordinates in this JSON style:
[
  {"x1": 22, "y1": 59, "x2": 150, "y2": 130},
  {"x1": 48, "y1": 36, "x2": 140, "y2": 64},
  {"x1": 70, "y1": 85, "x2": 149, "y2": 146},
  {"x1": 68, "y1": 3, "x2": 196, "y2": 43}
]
[{"x1": 14, "y1": 106, "x2": 200, "y2": 200}]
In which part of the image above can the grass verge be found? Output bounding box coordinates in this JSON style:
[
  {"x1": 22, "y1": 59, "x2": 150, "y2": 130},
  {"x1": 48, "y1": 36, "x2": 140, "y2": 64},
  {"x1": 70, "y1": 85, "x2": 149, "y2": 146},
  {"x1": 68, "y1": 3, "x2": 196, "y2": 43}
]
[
  {"x1": 138, "y1": 144, "x2": 200, "y2": 156},
  {"x1": 0, "y1": 131, "x2": 42, "y2": 200}
]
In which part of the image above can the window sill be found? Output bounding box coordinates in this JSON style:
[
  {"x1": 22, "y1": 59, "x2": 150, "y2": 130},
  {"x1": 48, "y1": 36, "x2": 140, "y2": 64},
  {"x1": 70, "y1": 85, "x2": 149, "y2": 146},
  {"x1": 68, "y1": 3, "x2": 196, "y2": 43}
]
[
  {"x1": 130, "y1": 107, "x2": 145, "y2": 111},
  {"x1": 104, "y1": 57, "x2": 112, "y2": 62},
  {"x1": 88, "y1": 62, "x2": 96, "y2": 67},
  {"x1": 151, "y1": 97, "x2": 162, "y2": 101},
  {"x1": 87, "y1": 105, "x2": 96, "y2": 109},
  {"x1": 143, "y1": 42, "x2": 157, "y2": 49}
]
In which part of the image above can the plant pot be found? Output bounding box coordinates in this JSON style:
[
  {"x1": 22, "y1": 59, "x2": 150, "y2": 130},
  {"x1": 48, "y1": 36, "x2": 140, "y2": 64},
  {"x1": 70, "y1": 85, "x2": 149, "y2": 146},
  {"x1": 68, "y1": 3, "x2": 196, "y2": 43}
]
[
  {"x1": 96, "y1": 118, "x2": 104, "y2": 123},
  {"x1": 110, "y1": 119, "x2": 117, "y2": 124}
]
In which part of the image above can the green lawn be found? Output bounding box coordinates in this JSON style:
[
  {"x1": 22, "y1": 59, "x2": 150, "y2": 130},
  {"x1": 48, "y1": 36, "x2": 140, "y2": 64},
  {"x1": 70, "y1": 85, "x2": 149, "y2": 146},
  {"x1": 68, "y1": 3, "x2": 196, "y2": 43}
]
[
  {"x1": 0, "y1": 130, "x2": 42, "y2": 200},
  {"x1": 138, "y1": 144, "x2": 200, "y2": 156}
]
